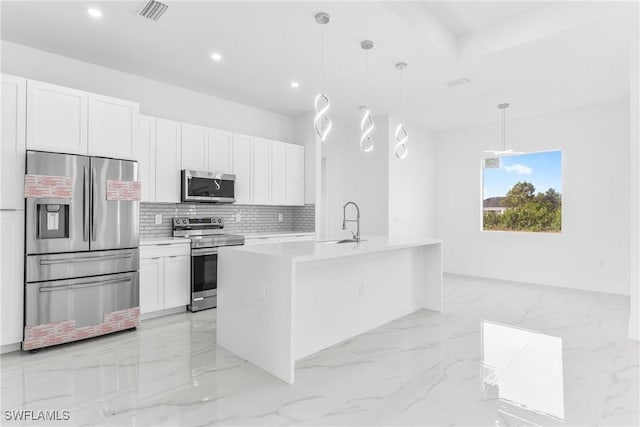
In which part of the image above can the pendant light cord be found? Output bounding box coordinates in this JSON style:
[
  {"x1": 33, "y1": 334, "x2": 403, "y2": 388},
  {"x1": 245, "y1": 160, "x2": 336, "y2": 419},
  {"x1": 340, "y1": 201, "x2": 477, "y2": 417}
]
[
  {"x1": 321, "y1": 28, "x2": 325, "y2": 85},
  {"x1": 502, "y1": 107, "x2": 506, "y2": 151}
]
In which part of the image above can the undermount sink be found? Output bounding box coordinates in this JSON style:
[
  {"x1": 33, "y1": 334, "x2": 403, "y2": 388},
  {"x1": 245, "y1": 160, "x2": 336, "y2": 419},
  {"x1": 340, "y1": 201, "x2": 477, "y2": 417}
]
[{"x1": 318, "y1": 239, "x2": 368, "y2": 244}]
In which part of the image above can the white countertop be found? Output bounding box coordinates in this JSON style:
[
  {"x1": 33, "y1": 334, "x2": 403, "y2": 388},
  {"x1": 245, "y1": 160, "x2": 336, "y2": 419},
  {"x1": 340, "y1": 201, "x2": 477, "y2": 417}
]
[
  {"x1": 242, "y1": 231, "x2": 316, "y2": 239},
  {"x1": 219, "y1": 235, "x2": 441, "y2": 263},
  {"x1": 140, "y1": 237, "x2": 191, "y2": 246}
]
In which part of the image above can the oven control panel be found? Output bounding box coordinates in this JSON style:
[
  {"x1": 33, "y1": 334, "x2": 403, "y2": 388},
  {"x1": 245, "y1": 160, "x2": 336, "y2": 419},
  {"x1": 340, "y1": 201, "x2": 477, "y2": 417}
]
[{"x1": 173, "y1": 217, "x2": 224, "y2": 227}]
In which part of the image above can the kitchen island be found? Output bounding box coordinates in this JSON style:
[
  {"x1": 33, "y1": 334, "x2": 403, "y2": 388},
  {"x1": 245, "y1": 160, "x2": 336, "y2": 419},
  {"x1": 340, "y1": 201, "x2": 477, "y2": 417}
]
[{"x1": 216, "y1": 236, "x2": 443, "y2": 384}]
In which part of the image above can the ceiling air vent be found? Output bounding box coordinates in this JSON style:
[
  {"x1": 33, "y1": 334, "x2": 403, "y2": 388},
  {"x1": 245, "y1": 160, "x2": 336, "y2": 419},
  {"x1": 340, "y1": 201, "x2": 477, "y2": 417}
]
[
  {"x1": 137, "y1": 0, "x2": 168, "y2": 21},
  {"x1": 446, "y1": 78, "x2": 471, "y2": 87}
]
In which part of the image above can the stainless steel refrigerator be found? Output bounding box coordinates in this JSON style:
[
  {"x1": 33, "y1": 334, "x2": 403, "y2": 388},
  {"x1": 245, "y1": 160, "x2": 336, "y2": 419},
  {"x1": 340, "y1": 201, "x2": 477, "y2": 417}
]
[{"x1": 24, "y1": 150, "x2": 140, "y2": 351}]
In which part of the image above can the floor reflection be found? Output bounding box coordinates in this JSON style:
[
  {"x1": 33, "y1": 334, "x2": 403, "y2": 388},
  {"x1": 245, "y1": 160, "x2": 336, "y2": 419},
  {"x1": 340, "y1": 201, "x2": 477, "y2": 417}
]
[{"x1": 481, "y1": 320, "x2": 565, "y2": 424}]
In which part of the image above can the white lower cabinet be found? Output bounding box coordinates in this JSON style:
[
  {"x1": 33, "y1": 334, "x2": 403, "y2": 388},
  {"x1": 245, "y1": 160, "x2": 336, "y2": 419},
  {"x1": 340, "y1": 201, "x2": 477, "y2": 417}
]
[
  {"x1": 140, "y1": 242, "x2": 190, "y2": 316},
  {"x1": 163, "y1": 255, "x2": 191, "y2": 309},
  {"x1": 140, "y1": 257, "x2": 164, "y2": 314},
  {"x1": 1, "y1": 211, "x2": 24, "y2": 347}
]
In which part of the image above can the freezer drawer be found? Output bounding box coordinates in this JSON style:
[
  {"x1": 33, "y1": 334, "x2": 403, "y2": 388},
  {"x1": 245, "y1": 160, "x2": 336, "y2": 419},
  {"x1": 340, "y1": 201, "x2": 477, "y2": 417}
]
[
  {"x1": 26, "y1": 248, "x2": 139, "y2": 283},
  {"x1": 25, "y1": 271, "x2": 139, "y2": 327}
]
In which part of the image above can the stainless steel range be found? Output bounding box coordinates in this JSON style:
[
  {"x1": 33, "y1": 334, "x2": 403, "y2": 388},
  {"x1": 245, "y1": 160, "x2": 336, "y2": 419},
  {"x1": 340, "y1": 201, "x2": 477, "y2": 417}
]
[{"x1": 172, "y1": 217, "x2": 244, "y2": 312}]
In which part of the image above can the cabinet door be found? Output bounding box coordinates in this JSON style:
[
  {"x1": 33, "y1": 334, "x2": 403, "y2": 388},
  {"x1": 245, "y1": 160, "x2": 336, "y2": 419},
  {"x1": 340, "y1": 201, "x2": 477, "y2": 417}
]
[
  {"x1": 88, "y1": 94, "x2": 140, "y2": 160},
  {"x1": 208, "y1": 129, "x2": 233, "y2": 173},
  {"x1": 140, "y1": 257, "x2": 164, "y2": 314},
  {"x1": 181, "y1": 123, "x2": 208, "y2": 171},
  {"x1": 271, "y1": 141, "x2": 287, "y2": 206},
  {"x1": 138, "y1": 115, "x2": 156, "y2": 203},
  {"x1": 155, "y1": 119, "x2": 181, "y2": 203},
  {"x1": 1, "y1": 74, "x2": 26, "y2": 210},
  {"x1": 163, "y1": 255, "x2": 190, "y2": 309},
  {"x1": 0, "y1": 211, "x2": 24, "y2": 345},
  {"x1": 286, "y1": 144, "x2": 305, "y2": 206},
  {"x1": 232, "y1": 134, "x2": 253, "y2": 204},
  {"x1": 252, "y1": 137, "x2": 271, "y2": 205},
  {"x1": 26, "y1": 80, "x2": 88, "y2": 155}
]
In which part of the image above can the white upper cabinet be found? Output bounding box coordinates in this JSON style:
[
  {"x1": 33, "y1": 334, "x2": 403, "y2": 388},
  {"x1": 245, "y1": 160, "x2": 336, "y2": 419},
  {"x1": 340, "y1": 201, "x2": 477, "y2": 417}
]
[
  {"x1": 155, "y1": 118, "x2": 182, "y2": 203},
  {"x1": 252, "y1": 137, "x2": 271, "y2": 205},
  {"x1": 208, "y1": 129, "x2": 233, "y2": 174},
  {"x1": 232, "y1": 134, "x2": 253, "y2": 204},
  {"x1": 1, "y1": 74, "x2": 26, "y2": 210},
  {"x1": 88, "y1": 93, "x2": 140, "y2": 160},
  {"x1": 26, "y1": 79, "x2": 88, "y2": 155},
  {"x1": 138, "y1": 115, "x2": 157, "y2": 203},
  {"x1": 270, "y1": 141, "x2": 287, "y2": 206},
  {"x1": 286, "y1": 144, "x2": 305, "y2": 206},
  {"x1": 181, "y1": 123, "x2": 208, "y2": 171}
]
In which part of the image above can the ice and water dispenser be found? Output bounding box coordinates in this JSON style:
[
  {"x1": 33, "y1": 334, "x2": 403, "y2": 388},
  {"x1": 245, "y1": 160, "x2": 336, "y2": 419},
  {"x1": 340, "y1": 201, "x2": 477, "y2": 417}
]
[{"x1": 36, "y1": 203, "x2": 70, "y2": 239}]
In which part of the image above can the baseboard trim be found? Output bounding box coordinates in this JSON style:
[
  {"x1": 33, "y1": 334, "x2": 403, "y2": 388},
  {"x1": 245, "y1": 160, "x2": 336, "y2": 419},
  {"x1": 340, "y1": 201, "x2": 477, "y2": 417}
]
[
  {"x1": 1, "y1": 342, "x2": 21, "y2": 354},
  {"x1": 140, "y1": 305, "x2": 186, "y2": 321}
]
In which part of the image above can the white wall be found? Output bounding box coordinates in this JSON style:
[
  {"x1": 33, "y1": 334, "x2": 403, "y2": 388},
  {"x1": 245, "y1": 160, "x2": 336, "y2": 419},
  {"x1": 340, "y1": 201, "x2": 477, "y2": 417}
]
[
  {"x1": 629, "y1": 34, "x2": 639, "y2": 339},
  {"x1": 320, "y1": 112, "x2": 389, "y2": 240},
  {"x1": 1, "y1": 41, "x2": 293, "y2": 142},
  {"x1": 435, "y1": 101, "x2": 631, "y2": 295},
  {"x1": 388, "y1": 117, "x2": 436, "y2": 238}
]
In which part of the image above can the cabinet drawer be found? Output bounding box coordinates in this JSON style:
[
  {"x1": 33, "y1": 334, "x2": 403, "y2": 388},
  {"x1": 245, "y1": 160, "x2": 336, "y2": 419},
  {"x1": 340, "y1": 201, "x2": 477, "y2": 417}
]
[{"x1": 141, "y1": 243, "x2": 190, "y2": 259}]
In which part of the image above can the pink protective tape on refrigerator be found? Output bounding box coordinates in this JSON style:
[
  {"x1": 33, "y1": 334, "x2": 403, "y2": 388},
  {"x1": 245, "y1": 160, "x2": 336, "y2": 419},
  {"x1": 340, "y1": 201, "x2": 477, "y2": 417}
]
[
  {"x1": 24, "y1": 174, "x2": 73, "y2": 199},
  {"x1": 106, "y1": 180, "x2": 141, "y2": 201},
  {"x1": 22, "y1": 307, "x2": 140, "y2": 350}
]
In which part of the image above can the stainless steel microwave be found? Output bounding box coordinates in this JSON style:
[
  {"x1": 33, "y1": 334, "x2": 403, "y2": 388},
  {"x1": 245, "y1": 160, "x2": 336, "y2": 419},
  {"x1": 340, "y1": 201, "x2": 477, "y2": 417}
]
[{"x1": 181, "y1": 170, "x2": 236, "y2": 203}]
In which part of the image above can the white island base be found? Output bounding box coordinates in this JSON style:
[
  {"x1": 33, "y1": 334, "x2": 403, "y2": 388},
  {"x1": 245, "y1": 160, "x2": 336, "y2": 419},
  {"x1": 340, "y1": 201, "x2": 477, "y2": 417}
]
[{"x1": 217, "y1": 237, "x2": 443, "y2": 384}]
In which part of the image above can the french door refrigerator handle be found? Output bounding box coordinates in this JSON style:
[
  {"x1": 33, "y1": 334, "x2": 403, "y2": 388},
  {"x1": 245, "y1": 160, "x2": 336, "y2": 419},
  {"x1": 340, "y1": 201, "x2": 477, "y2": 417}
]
[
  {"x1": 38, "y1": 275, "x2": 133, "y2": 293},
  {"x1": 91, "y1": 166, "x2": 97, "y2": 241},
  {"x1": 83, "y1": 166, "x2": 89, "y2": 241},
  {"x1": 39, "y1": 253, "x2": 133, "y2": 265}
]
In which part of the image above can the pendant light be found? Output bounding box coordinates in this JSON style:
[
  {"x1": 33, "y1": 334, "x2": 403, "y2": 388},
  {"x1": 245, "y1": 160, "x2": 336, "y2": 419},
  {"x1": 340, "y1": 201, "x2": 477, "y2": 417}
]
[
  {"x1": 483, "y1": 103, "x2": 522, "y2": 156},
  {"x1": 394, "y1": 62, "x2": 409, "y2": 159},
  {"x1": 359, "y1": 40, "x2": 375, "y2": 152},
  {"x1": 314, "y1": 12, "x2": 332, "y2": 142}
]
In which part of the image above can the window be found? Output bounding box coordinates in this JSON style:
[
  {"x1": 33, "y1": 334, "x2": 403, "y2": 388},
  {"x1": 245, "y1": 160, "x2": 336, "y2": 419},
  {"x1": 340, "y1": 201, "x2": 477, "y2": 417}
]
[{"x1": 482, "y1": 150, "x2": 562, "y2": 233}]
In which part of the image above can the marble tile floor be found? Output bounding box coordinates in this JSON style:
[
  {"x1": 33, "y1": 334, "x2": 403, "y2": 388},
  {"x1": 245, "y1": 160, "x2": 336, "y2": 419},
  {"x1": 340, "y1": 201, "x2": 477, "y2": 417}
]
[{"x1": 1, "y1": 274, "x2": 638, "y2": 426}]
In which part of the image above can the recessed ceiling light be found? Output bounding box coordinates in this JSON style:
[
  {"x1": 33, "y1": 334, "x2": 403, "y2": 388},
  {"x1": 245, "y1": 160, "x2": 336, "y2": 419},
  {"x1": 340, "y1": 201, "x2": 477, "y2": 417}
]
[
  {"x1": 290, "y1": 81, "x2": 300, "y2": 88},
  {"x1": 210, "y1": 53, "x2": 222, "y2": 62},
  {"x1": 87, "y1": 8, "x2": 102, "y2": 18}
]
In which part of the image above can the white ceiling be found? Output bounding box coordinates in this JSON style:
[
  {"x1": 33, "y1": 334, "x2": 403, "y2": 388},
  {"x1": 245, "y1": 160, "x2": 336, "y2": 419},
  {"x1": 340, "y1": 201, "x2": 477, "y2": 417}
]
[{"x1": 1, "y1": 1, "x2": 638, "y2": 131}]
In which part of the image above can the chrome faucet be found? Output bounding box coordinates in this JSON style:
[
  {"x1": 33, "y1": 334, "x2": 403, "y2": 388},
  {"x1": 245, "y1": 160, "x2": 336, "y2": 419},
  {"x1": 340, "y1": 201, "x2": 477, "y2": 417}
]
[{"x1": 342, "y1": 201, "x2": 361, "y2": 242}]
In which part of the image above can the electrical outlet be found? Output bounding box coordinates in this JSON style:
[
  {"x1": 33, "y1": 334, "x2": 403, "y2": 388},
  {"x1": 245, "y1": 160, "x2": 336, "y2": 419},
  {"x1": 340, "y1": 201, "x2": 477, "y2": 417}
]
[
  {"x1": 235, "y1": 213, "x2": 241, "y2": 223},
  {"x1": 278, "y1": 213, "x2": 283, "y2": 222},
  {"x1": 598, "y1": 259, "x2": 606, "y2": 269},
  {"x1": 154, "y1": 214, "x2": 162, "y2": 225}
]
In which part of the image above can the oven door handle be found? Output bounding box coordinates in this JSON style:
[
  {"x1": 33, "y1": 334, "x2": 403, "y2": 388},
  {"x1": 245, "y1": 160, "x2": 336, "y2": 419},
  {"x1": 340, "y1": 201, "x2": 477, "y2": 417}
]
[{"x1": 191, "y1": 248, "x2": 218, "y2": 256}]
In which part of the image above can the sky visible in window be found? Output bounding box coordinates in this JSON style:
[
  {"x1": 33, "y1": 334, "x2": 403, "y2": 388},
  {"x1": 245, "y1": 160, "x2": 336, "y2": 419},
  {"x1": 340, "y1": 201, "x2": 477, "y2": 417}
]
[{"x1": 483, "y1": 151, "x2": 562, "y2": 199}]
